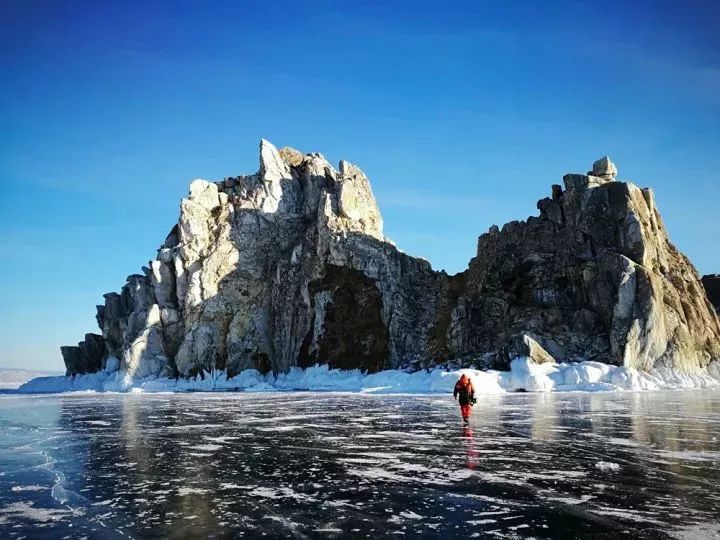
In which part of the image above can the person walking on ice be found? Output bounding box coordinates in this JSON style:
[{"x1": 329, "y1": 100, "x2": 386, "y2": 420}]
[{"x1": 453, "y1": 374, "x2": 476, "y2": 424}]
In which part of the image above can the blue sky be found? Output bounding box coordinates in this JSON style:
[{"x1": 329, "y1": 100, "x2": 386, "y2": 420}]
[{"x1": 1, "y1": 0, "x2": 719, "y2": 371}]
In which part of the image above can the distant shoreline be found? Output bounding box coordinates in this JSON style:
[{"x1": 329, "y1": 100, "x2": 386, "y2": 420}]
[{"x1": 0, "y1": 367, "x2": 64, "y2": 390}]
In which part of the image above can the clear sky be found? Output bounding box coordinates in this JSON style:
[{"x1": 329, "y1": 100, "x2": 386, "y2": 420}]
[{"x1": 1, "y1": 1, "x2": 719, "y2": 371}]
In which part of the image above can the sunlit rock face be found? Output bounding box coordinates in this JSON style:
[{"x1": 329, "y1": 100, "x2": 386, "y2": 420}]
[{"x1": 61, "y1": 146, "x2": 720, "y2": 377}]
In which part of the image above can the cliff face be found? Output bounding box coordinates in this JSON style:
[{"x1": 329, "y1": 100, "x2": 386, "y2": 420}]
[
  {"x1": 447, "y1": 162, "x2": 720, "y2": 371},
  {"x1": 62, "y1": 143, "x2": 720, "y2": 377}
]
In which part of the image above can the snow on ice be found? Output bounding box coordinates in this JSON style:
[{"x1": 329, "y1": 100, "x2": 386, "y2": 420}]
[
  {"x1": 16, "y1": 356, "x2": 720, "y2": 395},
  {"x1": 595, "y1": 461, "x2": 622, "y2": 473}
]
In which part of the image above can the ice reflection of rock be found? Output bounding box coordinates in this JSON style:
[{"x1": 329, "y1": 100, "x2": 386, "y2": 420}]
[
  {"x1": 585, "y1": 391, "x2": 634, "y2": 439},
  {"x1": 629, "y1": 392, "x2": 719, "y2": 451},
  {"x1": 575, "y1": 391, "x2": 720, "y2": 529},
  {"x1": 627, "y1": 392, "x2": 720, "y2": 495},
  {"x1": 123, "y1": 396, "x2": 222, "y2": 536},
  {"x1": 57, "y1": 395, "x2": 228, "y2": 536},
  {"x1": 466, "y1": 394, "x2": 502, "y2": 431},
  {"x1": 488, "y1": 393, "x2": 561, "y2": 441},
  {"x1": 527, "y1": 392, "x2": 560, "y2": 441}
]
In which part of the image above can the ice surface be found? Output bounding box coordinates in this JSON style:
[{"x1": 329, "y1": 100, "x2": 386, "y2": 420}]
[
  {"x1": 16, "y1": 358, "x2": 720, "y2": 395},
  {"x1": 1, "y1": 390, "x2": 719, "y2": 538}
]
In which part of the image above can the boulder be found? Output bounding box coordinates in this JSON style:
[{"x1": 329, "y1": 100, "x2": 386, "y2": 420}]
[
  {"x1": 278, "y1": 146, "x2": 305, "y2": 167},
  {"x1": 499, "y1": 333, "x2": 556, "y2": 370},
  {"x1": 592, "y1": 156, "x2": 617, "y2": 180}
]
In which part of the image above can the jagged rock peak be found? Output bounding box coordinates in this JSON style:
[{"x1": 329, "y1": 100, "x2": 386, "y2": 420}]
[
  {"x1": 592, "y1": 156, "x2": 618, "y2": 180},
  {"x1": 259, "y1": 138, "x2": 292, "y2": 182}
]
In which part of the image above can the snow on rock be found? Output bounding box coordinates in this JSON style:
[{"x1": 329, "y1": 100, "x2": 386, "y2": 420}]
[
  {"x1": 508, "y1": 358, "x2": 558, "y2": 392},
  {"x1": 16, "y1": 358, "x2": 720, "y2": 395},
  {"x1": 104, "y1": 357, "x2": 120, "y2": 374},
  {"x1": 708, "y1": 360, "x2": 720, "y2": 379}
]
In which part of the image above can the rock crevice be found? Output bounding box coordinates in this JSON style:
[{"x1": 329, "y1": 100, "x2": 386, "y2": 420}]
[{"x1": 703, "y1": 275, "x2": 720, "y2": 313}]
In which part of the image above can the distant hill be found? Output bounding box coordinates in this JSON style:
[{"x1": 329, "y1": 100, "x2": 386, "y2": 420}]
[{"x1": 0, "y1": 367, "x2": 64, "y2": 389}]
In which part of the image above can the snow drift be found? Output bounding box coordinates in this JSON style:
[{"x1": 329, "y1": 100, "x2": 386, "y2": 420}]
[{"x1": 17, "y1": 358, "x2": 720, "y2": 395}]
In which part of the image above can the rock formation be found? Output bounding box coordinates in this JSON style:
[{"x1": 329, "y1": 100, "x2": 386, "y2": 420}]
[
  {"x1": 61, "y1": 144, "x2": 720, "y2": 377},
  {"x1": 703, "y1": 275, "x2": 720, "y2": 313},
  {"x1": 447, "y1": 160, "x2": 720, "y2": 372}
]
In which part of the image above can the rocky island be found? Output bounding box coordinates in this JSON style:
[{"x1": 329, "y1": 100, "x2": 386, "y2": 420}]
[{"x1": 61, "y1": 141, "x2": 720, "y2": 380}]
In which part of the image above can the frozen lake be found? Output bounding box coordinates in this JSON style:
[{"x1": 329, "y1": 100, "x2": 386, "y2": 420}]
[{"x1": 1, "y1": 390, "x2": 719, "y2": 539}]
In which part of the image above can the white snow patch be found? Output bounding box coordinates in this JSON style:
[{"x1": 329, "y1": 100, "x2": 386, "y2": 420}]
[
  {"x1": 591, "y1": 507, "x2": 665, "y2": 525},
  {"x1": 177, "y1": 487, "x2": 207, "y2": 496},
  {"x1": 247, "y1": 487, "x2": 318, "y2": 502},
  {"x1": 188, "y1": 444, "x2": 222, "y2": 452},
  {"x1": 0, "y1": 501, "x2": 69, "y2": 523},
  {"x1": 468, "y1": 519, "x2": 498, "y2": 525},
  {"x1": 256, "y1": 425, "x2": 302, "y2": 433},
  {"x1": 399, "y1": 510, "x2": 423, "y2": 520},
  {"x1": 595, "y1": 461, "x2": 621, "y2": 472},
  {"x1": 203, "y1": 436, "x2": 240, "y2": 444},
  {"x1": 549, "y1": 494, "x2": 595, "y2": 505},
  {"x1": 11, "y1": 485, "x2": 47, "y2": 492}
]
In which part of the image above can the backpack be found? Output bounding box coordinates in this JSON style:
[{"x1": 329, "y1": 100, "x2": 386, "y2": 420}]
[{"x1": 456, "y1": 383, "x2": 474, "y2": 405}]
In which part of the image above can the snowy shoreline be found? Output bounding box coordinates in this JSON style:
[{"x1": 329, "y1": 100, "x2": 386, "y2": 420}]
[{"x1": 15, "y1": 358, "x2": 720, "y2": 395}]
